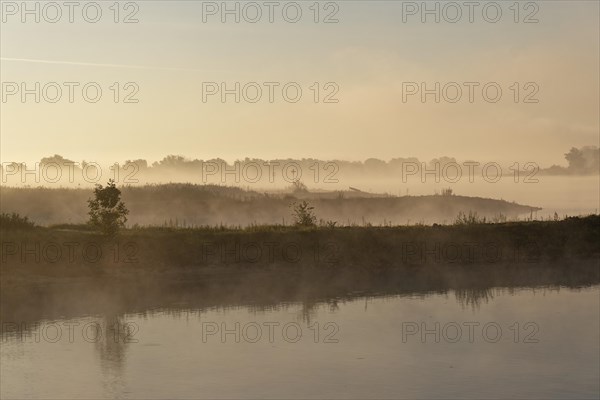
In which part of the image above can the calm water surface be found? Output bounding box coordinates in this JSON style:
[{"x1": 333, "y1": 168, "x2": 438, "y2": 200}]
[{"x1": 2, "y1": 287, "x2": 599, "y2": 399}]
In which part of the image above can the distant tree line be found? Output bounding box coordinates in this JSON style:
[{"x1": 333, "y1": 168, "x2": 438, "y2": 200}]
[{"x1": 1, "y1": 146, "x2": 597, "y2": 186}]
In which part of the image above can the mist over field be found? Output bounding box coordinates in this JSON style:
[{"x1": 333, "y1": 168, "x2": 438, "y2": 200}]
[
  {"x1": 2, "y1": 146, "x2": 598, "y2": 226},
  {"x1": 1, "y1": 184, "x2": 544, "y2": 227}
]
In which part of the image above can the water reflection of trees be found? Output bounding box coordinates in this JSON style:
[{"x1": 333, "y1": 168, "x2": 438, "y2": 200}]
[
  {"x1": 454, "y1": 288, "x2": 495, "y2": 309},
  {"x1": 3, "y1": 261, "x2": 598, "y2": 340},
  {"x1": 94, "y1": 314, "x2": 132, "y2": 398}
]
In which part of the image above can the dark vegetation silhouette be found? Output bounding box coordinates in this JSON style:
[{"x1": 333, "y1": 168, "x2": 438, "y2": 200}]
[
  {"x1": 88, "y1": 180, "x2": 129, "y2": 236},
  {"x1": 2, "y1": 214, "x2": 597, "y2": 270},
  {"x1": 0, "y1": 212, "x2": 35, "y2": 230},
  {"x1": 291, "y1": 200, "x2": 317, "y2": 227}
]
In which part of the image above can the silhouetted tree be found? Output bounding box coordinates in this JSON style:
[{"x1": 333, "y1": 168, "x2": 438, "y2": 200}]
[
  {"x1": 565, "y1": 147, "x2": 586, "y2": 172},
  {"x1": 88, "y1": 180, "x2": 129, "y2": 236},
  {"x1": 564, "y1": 146, "x2": 600, "y2": 174}
]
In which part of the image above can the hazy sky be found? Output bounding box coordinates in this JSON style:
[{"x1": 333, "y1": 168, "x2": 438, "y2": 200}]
[{"x1": 1, "y1": 1, "x2": 598, "y2": 165}]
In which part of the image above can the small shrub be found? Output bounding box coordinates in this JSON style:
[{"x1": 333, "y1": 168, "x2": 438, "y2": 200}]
[
  {"x1": 291, "y1": 200, "x2": 317, "y2": 227},
  {"x1": 492, "y1": 213, "x2": 507, "y2": 223},
  {"x1": 454, "y1": 211, "x2": 485, "y2": 225},
  {"x1": 319, "y1": 219, "x2": 338, "y2": 228},
  {"x1": 0, "y1": 213, "x2": 35, "y2": 230}
]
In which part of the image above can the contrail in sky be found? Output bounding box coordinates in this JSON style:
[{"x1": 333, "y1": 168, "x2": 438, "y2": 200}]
[{"x1": 0, "y1": 57, "x2": 217, "y2": 72}]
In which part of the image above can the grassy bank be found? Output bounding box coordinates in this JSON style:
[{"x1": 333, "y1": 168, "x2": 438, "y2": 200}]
[{"x1": 2, "y1": 215, "x2": 598, "y2": 272}]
